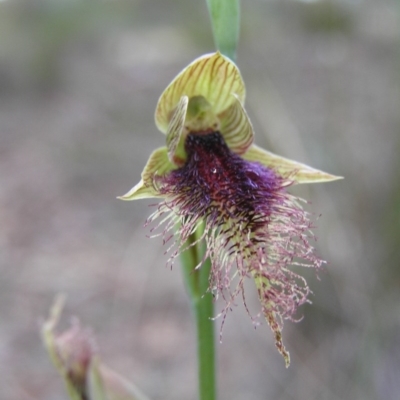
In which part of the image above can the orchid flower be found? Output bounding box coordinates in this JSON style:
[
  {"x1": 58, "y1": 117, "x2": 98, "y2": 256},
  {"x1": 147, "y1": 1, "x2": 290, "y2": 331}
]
[{"x1": 119, "y1": 52, "x2": 341, "y2": 366}]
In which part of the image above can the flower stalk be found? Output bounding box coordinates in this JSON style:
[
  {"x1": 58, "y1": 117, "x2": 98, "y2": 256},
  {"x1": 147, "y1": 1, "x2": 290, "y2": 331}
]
[{"x1": 180, "y1": 224, "x2": 216, "y2": 400}]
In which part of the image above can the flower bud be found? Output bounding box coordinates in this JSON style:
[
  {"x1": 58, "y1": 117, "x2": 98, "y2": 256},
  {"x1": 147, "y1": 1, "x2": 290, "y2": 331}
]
[{"x1": 42, "y1": 296, "x2": 150, "y2": 400}]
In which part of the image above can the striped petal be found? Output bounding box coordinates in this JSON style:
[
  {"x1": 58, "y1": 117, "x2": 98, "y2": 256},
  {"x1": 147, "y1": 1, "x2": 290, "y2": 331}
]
[
  {"x1": 166, "y1": 96, "x2": 189, "y2": 166},
  {"x1": 155, "y1": 52, "x2": 245, "y2": 133},
  {"x1": 243, "y1": 144, "x2": 343, "y2": 184},
  {"x1": 219, "y1": 94, "x2": 254, "y2": 154},
  {"x1": 118, "y1": 147, "x2": 175, "y2": 200}
]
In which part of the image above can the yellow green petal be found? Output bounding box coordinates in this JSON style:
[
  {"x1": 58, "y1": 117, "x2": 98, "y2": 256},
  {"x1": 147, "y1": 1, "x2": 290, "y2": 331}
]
[
  {"x1": 166, "y1": 95, "x2": 188, "y2": 166},
  {"x1": 118, "y1": 147, "x2": 175, "y2": 200},
  {"x1": 243, "y1": 144, "x2": 343, "y2": 184},
  {"x1": 219, "y1": 94, "x2": 254, "y2": 155},
  {"x1": 155, "y1": 52, "x2": 245, "y2": 133}
]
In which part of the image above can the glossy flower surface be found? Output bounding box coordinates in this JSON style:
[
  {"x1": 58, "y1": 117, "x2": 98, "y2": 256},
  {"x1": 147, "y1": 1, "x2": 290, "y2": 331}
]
[{"x1": 120, "y1": 52, "x2": 341, "y2": 366}]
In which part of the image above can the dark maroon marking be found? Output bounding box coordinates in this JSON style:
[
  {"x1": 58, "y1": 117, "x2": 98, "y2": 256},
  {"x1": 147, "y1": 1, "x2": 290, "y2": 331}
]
[{"x1": 159, "y1": 131, "x2": 284, "y2": 230}]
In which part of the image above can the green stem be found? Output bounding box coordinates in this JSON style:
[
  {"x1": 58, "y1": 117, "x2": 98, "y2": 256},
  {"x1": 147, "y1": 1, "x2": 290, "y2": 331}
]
[
  {"x1": 206, "y1": 0, "x2": 240, "y2": 61},
  {"x1": 181, "y1": 229, "x2": 216, "y2": 400},
  {"x1": 194, "y1": 258, "x2": 215, "y2": 400}
]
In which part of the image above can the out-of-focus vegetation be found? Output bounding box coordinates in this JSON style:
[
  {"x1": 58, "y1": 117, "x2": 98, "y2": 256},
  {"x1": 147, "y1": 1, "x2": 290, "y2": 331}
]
[{"x1": 1, "y1": 0, "x2": 399, "y2": 399}]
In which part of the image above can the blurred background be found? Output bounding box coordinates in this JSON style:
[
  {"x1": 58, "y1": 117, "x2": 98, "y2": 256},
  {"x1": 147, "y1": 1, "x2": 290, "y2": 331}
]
[{"x1": 1, "y1": 0, "x2": 399, "y2": 399}]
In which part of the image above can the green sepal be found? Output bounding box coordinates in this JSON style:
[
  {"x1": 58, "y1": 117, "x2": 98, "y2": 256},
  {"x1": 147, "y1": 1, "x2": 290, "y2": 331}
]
[
  {"x1": 243, "y1": 144, "x2": 343, "y2": 184},
  {"x1": 155, "y1": 52, "x2": 245, "y2": 134},
  {"x1": 118, "y1": 147, "x2": 176, "y2": 201}
]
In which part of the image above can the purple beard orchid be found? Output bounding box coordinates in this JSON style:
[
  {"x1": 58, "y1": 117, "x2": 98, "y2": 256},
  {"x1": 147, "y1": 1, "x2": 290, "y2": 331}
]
[{"x1": 119, "y1": 52, "x2": 342, "y2": 366}]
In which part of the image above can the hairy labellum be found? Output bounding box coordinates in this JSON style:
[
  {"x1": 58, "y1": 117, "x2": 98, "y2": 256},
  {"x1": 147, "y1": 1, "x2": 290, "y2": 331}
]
[
  {"x1": 147, "y1": 131, "x2": 323, "y2": 365},
  {"x1": 162, "y1": 131, "x2": 283, "y2": 225}
]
